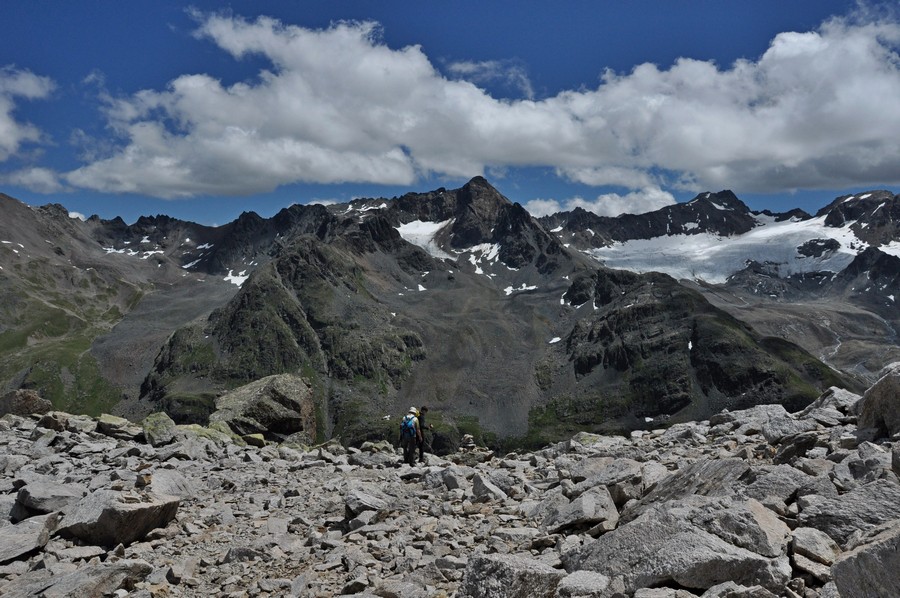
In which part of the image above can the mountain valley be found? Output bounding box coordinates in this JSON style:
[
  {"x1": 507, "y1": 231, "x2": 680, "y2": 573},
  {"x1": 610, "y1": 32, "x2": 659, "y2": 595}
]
[{"x1": 1, "y1": 179, "x2": 896, "y2": 449}]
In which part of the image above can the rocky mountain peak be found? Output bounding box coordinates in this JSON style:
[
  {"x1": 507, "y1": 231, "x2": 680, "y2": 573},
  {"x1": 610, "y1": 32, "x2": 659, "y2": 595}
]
[{"x1": 817, "y1": 190, "x2": 900, "y2": 247}]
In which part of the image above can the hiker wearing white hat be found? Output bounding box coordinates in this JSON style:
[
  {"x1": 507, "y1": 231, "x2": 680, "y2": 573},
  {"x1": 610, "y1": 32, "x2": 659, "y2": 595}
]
[{"x1": 399, "y1": 407, "x2": 422, "y2": 466}]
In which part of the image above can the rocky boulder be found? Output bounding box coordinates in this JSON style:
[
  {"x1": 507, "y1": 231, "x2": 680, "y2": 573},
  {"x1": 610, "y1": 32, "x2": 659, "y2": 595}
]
[
  {"x1": 856, "y1": 362, "x2": 900, "y2": 439},
  {"x1": 56, "y1": 489, "x2": 180, "y2": 547},
  {"x1": 832, "y1": 520, "x2": 900, "y2": 597},
  {"x1": 208, "y1": 374, "x2": 317, "y2": 442},
  {"x1": 0, "y1": 390, "x2": 52, "y2": 417}
]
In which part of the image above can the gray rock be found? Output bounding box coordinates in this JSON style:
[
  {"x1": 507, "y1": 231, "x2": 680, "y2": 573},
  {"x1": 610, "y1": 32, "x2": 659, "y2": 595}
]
[
  {"x1": 0, "y1": 558, "x2": 152, "y2": 598},
  {"x1": 699, "y1": 582, "x2": 777, "y2": 597},
  {"x1": 344, "y1": 488, "x2": 389, "y2": 517},
  {"x1": 791, "y1": 527, "x2": 841, "y2": 565},
  {"x1": 13, "y1": 480, "x2": 85, "y2": 520},
  {"x1": 792, "y1": 552, "x2": 832, "y2": 582},
  {"x1": 771, "y1": 431, "x2": 819, "y2": 465},
  {"x1": 795, "y1": 387, "x2": 861, "y2": 417},
  {"x1": 622, "y1": 458, "x2": 750, "y2": 522},
  {"x1": 208, "y1": 374, "x2": 316, "y2": 440},
  {"x1": 142, "y1": 411, "x2": 178, "y2": 447},
  {"x1": 712, "y1": 404, "x2": 803, "y2": 443},
  {"x1": 572, "y1": 457, "x2": 644, "y2": 507},
  {"x1": 473, "y1": 472, "x2": 508, "y2": 501},
  {"x1": 797, "y1": 479, "x2": 900, "y2": 546},
  {"x1": 673, "y1": 496, "x2": 789, "y2": 559},
  {"x1": 556, "y1": 570, "x2": 623, "y2": 597},
  {"x1": 856, "y1": 362, "x2": 900, "y2": 439},
  {"x1": 148, "y1": 468, "x2": 199, "y2": 499},
  {"x1": 562, "y1": 504, "x2": 790, "y2": 593},
  {"x1": 456, "y1": 553, "x2": 566, "y2": 598},
  {"x1": 635, "y1": 589, "x2": 699, "y2": 598},
  {"x1": 832, "y1": 520, "x2": 900, "y2": 598},
  {"x1": 0, "y1": 512, "x2": 59, "y2": 564},
  {"x1": 96, "y1": 413, "x2": 144, "y2": 441},
  {"x1": 542, "y1": 486, "x2": 618, "y2": 535},
  {"x1": 56, "y1": 489, "x2": 180, "y2": 546}
]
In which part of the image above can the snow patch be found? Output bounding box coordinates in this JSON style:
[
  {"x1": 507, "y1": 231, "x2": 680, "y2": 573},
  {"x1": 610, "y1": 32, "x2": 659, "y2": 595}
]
[
  {"x1": 397, "y1": 219, "x2": 455, "y2": 259},
  {"x1": 880, "y1": 241, "x2": 900, "y2": 258},
  {"x1": 225, "y1": 270, "x2": 248, "y2": 286},
  {"x1": 548, "y1": 337, "x2": 562, "y2": 344},
  {"x1": 504, "y1": 284, "x2": 538, "y2": 296}
]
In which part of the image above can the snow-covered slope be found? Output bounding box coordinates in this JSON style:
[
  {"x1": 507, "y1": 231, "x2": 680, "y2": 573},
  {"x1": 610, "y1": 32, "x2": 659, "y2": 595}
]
[{"x1": 584, "y1": 212, "x2": 867, "y2": 284}]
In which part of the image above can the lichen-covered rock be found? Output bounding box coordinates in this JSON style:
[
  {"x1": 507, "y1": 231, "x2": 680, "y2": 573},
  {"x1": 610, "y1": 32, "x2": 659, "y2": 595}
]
[
  {"x1": 96, "y1": 413, "x2": 144, "y2": 441},
  {"x1": 142, "y1": 411, "x2": 178, "y2": 446},
  {"x1": 208, "y1": 373, "x2": 316, "y2": 440}
]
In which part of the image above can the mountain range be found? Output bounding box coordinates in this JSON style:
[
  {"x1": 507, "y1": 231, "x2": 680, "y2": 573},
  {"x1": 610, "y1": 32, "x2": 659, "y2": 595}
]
[{"x1": 1, "y1": 177, "x2": 896, "y2": 449}]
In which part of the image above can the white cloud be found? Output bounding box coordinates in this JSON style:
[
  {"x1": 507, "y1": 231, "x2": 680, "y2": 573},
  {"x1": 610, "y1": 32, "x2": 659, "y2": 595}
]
[
  {"x1": 61, "y1": 11, "x2": 900, "y2": 199},
  {"x1": 1, "y1": 166, "x2": 66, "y2": 193},
  {"x1": 524, "y1": 186, "x2": 676, "y2": 218},
  {"x1": 446, "y1": 59, "x2": 535, "y2": 99},
  {"x1": 0, "y1": 66, "x2": 54, "y2": 162}
]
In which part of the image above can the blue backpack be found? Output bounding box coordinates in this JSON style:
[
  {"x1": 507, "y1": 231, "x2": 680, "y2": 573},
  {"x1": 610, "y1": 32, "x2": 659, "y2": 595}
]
[{"x1": 400, "y1": 414, "x2": 417, "y2": 439}]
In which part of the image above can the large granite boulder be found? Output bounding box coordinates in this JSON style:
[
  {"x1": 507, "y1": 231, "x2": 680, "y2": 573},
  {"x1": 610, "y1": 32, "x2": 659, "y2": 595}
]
[
  {"x1": 208, "y1": 374, "x2": 317, "y2": 441},
  {"x1": 832, "y1": 520, "x2": 900, "y2": 597},
  {"x1": 856, "y1": 363, "x2": 900, "y2": 439},
  {"x1": 56, "y1": 490, "x2": 180, "y2": 546},
  {"x1": 11, "y1": 480, "x2": 85, "y2": 521},
  {"x1": 0, "y1": 512, "x2": 59, "y2": 564},
  {"x1": 797, "y1": 479, "x2": 900, "y2": 547},
  {"x1": 563, "y1": 496, "x2": 791, "y2": 594},
  {"x1": 0, "y1": 389, "x2": 52, "y2": 417},
  {"x1": 457, "y1": 553, "x2": 566, "y2": 598},
  {"x1": 1, "y1": 559, "x2": 152, "y2": 598}
]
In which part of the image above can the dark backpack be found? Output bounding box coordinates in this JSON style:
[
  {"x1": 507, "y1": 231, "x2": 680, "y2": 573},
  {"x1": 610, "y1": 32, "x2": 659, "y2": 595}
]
[{"x1": 400, "y1": 414, "x2": 417, "y2": 439}]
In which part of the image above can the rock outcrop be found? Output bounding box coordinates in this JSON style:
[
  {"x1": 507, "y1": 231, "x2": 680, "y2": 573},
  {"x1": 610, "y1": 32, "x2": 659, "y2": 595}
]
[
  {"x1": 1, "y1": 373, "x2": 899, "y2": 596},
  {"x1": 208, "y1": 374, "x2": 318, "y2": 443},
  {"x1": 0, "y1": 390, "x2": 52, "y2": 417}
]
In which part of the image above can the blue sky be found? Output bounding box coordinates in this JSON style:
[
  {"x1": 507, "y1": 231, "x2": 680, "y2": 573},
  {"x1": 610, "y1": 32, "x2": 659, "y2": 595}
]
[{"x1": 2, "y1": 1, "x2": 899, "y2": 225}]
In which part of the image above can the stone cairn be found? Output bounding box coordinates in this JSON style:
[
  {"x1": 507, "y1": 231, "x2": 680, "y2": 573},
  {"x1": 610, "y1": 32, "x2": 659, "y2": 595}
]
[{"x1": 1, "y1": 364, "x2": 900, "y2": 597}]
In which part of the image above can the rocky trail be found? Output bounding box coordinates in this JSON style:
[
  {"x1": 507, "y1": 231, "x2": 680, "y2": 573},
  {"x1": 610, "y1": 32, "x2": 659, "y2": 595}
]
[{"x1": 2, "y1": 365, "x2": 900, "y2": 598}]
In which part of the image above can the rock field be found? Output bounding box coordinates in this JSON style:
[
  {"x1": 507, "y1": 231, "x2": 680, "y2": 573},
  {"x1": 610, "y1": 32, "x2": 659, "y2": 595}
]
[{"x1": 2, "y1": 365, "x2": 900, "y2": 597}]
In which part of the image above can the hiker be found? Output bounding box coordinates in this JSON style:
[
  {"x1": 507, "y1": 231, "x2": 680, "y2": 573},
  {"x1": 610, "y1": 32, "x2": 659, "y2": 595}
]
[
  {"x1": 399, "y1": 407, "x2": 422, "y2": 466},
  {"x1": 417, "y1": 405, "x2": 434, "y2": 464}
]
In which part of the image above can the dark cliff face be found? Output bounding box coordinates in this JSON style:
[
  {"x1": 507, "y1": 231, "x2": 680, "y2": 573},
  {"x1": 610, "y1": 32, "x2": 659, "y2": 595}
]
[
  {"x1": 539, "y1": 190, "x2": 761, "y2": 248},
  {"x1": 818, "y1": 191, "x2": 900, "y2": 247}
]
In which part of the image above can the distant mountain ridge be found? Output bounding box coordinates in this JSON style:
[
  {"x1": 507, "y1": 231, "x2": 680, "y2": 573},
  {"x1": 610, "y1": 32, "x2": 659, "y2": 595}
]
[{"x1": 2, "y1": 179, "x2": 892, "y2": 449}]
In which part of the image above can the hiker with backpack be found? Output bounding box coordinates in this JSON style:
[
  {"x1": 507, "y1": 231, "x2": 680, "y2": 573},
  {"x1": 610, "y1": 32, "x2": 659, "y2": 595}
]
[
  {"x1": 417, "y1": 405, "x2": 434, "y2": 464},
  {"x1": 399, "y1": 407, "x2": 422, "y2": 466}
]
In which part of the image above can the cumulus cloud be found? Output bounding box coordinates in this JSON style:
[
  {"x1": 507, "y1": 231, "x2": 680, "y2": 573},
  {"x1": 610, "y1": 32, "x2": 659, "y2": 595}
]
[
  {"x1": 524, "y1": 186, "x2": 676, "y2": 218},
  {"x1": 1, "y1": 167, "x2": 66, "y2": 193},
  {"x1": 63, "y1": 10, "x2": 900, "y2": 203},
  {"x1": 0, "y1": 66, "x2": 54, "y2": 162}
]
